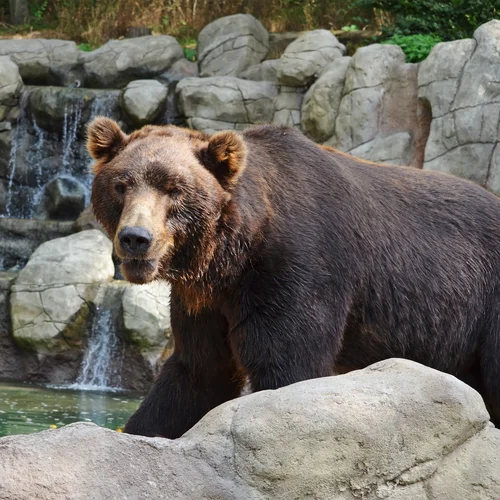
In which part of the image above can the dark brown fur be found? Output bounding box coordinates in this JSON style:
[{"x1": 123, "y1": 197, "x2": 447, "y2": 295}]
[{"x1": 89, "y1": 118, "x2": 500, "y2": 437}]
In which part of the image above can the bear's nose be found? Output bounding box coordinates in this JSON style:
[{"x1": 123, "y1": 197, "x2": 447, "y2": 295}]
[{"x1": 118, "y1": 226, "x2": 153, "y2": 256}]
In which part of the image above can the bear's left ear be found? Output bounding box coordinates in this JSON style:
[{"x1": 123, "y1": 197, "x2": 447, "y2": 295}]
[
  {"x1": 199, "y1": 131, "x2": 247, "y2": 188},
  {"x1": 87, "y1": 117, "x2": 128, "y2": 168}
]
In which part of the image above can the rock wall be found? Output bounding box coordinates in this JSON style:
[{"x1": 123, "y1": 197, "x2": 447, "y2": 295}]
[
  {"x1": 0, "y1": 230, "x2": 172, "y2": 391},
  {"x1": 0, "y1": 15, "x2": 499, "y2": 392},
  {"x1": 0, "y1": 360, "x2": 498, "y2": 500}
]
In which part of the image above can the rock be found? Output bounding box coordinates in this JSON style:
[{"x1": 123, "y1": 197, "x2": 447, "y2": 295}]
[
  {"x1": 419, "y1": 20, "x2": 500, "y2": 195},
  {"x1": 277, "y1": 30, "x2": 346, "y2": 86},
  {"x1": 0, "y1": 56, "x2": 22, "y2": 106},
  {"x1": 28, "y1": 86, "x2": 121, "y2": 132},
  {"x1": 198, "y1": 14, "x2": 269, "y2": 77},
  {"x1": 40, "y1": 176, "x2": 87, "y2": 220},
  {"x1": 418, "y1": 39, "x2": 476, "y2": 118},
  {"x1": 272, "y1": 86, "x2": 306, "y2": 128},
  {"x1": 73, "y1": 204, "x2": 103, "y2": 233},
  {"x1": 177, "y1": 76, "x2": 278, "y2": 132},
  {"x1": 10, "y1": 230, "x2": 114, "y2": 353},
  {"x1": 0, "y1": 217, "x2": 74, "y2": 271},
  {"x1": 0, "y1": 39, "x2": 81, "y2": 86},
  {"x1": 301, "y1": 57, "x2": 351, "y2": 142},
  {"x1": 157, "y1": 58, "x2": 199, "y2": 83},
  {"x1": 239, "y1": 59, "x2": 279, "y2": 83},
  {"x1": 81, "y1": 36, "x2": 183, "y2": 88},
  {"x1": 326, "y1": 44, "x2": 421, "y2": 167},
  {"x1": 267, "y1": 32, "x2": 302, "y2": 60},
  {"x1": 0, "y1": 359, "x2": 499, "y2": 499},
  {"x1": 121, "y1": 80, "x2": 168, "y2": 126},
  {"x1": 349, "y1": 132, "x2": 414, "y2": 166},
  {"x1": 122, "y1": 281, "x2": 172, "y2": 368}
]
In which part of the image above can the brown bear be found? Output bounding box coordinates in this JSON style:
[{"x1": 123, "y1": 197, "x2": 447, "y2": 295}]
[{"x1": 88, "y1": 117, "x2": 500, "y2": 437}]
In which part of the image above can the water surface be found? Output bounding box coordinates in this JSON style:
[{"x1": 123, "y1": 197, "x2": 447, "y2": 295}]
[{"x1": 0, "y1": 382, "x2": 143, "y2": 437}]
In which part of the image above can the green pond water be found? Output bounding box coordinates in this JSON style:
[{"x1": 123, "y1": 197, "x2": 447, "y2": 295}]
[{"x1": 0, "y1": 382, "x2": 144, "y2": 437}]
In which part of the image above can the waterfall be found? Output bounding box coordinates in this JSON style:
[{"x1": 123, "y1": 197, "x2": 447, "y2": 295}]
[
  {"x1": 72, "y1": 308, "x2": 123, "y2": 391},
  {"x1": 1, "y1": 87, "x2": 120, "y2": 219},
  {"x1": 61, "y1": 102, "x2": 83, "y2": 173},
  {"x1": 3, "y1": 89, "x2": 29, "y2": 218}
]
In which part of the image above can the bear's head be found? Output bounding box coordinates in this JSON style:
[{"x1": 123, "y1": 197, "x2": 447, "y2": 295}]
[{"x1": 87, "y1": 117, "x2": 247, "y2": 285}]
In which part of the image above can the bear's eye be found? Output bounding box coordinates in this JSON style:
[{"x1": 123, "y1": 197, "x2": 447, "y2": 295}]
[
  {"x1": 165, "y1": 186, "x2": 181, "y2": 198},
  {"x1": 115, "y1": 183, "x2": 126, "y2": 195}
]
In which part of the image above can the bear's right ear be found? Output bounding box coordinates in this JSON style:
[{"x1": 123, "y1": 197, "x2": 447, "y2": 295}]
[{"x1": 86, "y1": 117, "x2": 128, "y2": 167}]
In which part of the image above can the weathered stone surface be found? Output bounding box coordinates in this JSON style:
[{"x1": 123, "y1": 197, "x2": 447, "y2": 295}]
[
  {"x1": 277, "y1": 30, "x2": 345, "y2": 86},
  {"x1": 349, "y1": 132, "x2": 414, "y2": 166},
  {"x1": 419, "y1": 21, "x2": 500, "y2": 194},
  {"x1": 272, "y1": 86, "x2": 306, "y2": 128},
  {"x1": 0, "y1": 218, "x2": 74, "y2": 271},
  {"x1": 0, "y1": 39, "x2": 81, "y2": 86},
  {"x1": 326, "y1": 44, "x2": 421, "y2": 167},
  {"x1": 198, "y1": 14, "x2": 269, "y2": 77},
  {"x1": 0, "y1": 359, "x2": 498, "y2": 500},
  {"x1": 239, "y1": 59, "x2": 279, "y2": 83},
  {"x1": 10, "y1": 230, "x2": 114, "y2": 352},
  {"x1": 301, "y1": 57, "x2": 351, "y2": 142},
  {"x1": 123, "y1": 281, "x2": 172, "y2": 368},
  {"x1": 0, "y1": 56, "x2": 22, "y2": 106},
  {"x1": 28, "y1": 86, "x2": 121, "y2": 131},
  {"x1": 73, "y1": 204, "x2": 103, "y2": 233},
  {"x1": 81, "y1": 36, "x2": 183, "y2": 88},
  {"x1": 121, "y1": 79, "x2": 168, "y2": 126},
  {"x1": 40, "y1": 176, "x2": 87, "y2": 220},
  {"x1": 418, "y1": 39, "x2": 475, "y2": 118},
  {"x1": 158, "y1": 58, "x2": 199, "y2": 83},
  {"x1": 177, "y1": 76, "x2": 278, "y2": 132}
]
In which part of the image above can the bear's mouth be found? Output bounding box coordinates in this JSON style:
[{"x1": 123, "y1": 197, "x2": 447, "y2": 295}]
[{"x1": 120, "y1": 259, "x2": 158, "y2": 284}]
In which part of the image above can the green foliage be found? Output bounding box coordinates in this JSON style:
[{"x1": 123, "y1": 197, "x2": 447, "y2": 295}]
[
  {"x1": 179, "y1": 37, "x2": 196, "y2": 62},
  {"x1": 341, "y1": 24, "x2": 360, "y2": 31},
  {"x1": 382, "y1": 33, "x2": 441, "y2": 62},
  {"x1": 352, "y1": 0, "x2": 498, "y2": 40},
  {"x1": 29, "y1": 0, "x2": 48, "y2": 21},
  {"x1": 183, "y1": 46, "x2": 196, "y2": 62},
  {"x1": 77, "y1": 42, "x2": 93, "y2": 52}
]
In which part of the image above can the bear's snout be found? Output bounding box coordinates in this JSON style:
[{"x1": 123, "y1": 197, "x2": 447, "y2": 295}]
[{"x1": 118, "y1": 226, "x2": 153, "y2": 256}]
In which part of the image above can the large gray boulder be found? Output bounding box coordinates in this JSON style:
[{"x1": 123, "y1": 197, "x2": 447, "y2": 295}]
[
  {"x1": 301, "y1": 57, "x2": 351, "y2": 142},
  {"x1": 121, "y1": 79, "x2": 168, "y2": 126},
  {"x1": 177, "y1": 76, "x2": 278, "y2": 133},
  {"x1": 81, "y1": 36, "x2": 183, "y2": 88},
  {"x1": 10, "y1": 230, "x2": 115, "y2": 353},
  {"x1": 272, "y1": 86, "x2": 306, "y2": 128},
  {"x1": 0, "y1": 359, "x2": 498, "y2": 499},
  {"x1": 277, "y1": 30, "x2": 346, "y2": 86},
  {"x1": 326, "y1": 44, "x2": 421, "y2": 167},
  {"x1": 122, "y1": 281, "x2": 172, "y2": 369},
  {"x1": 0, "y1": 56, "x2": 22, "y2": 106},
  {"x1": 419, "y1": 20, "x2": 500, "y2": 195},
  {"x1": 39, "y1": 176, "x2": 87, "y2": 220},
  {"x1": 28, "y1": 86, "x2": 121, "y2": 131},
  {"x1": 197, "y1": 14, "x2": 269, "y2": 78},
  {"x1": 0, "y1": 39, "x2": 80, "y2": 86},
  {"x1": 239, "y1": 59, "x2": 280, "y2": 83}
]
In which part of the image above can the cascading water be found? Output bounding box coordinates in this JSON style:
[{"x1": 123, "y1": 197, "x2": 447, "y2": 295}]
[
  {"x1": 71, "y1": 307, "x2": 124, "y2": 391},
  {"x1": 1, "y1": 87, "x2": 121, "y2": 219},
  {"x1": 61, "y1": 101, "x2": 84, "y2": 173}
]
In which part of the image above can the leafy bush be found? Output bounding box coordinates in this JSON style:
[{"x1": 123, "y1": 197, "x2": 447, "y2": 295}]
[
  {"x1": 382, "y1": 33, "x2": 441, "y2": 62},
  {"x1": 353, "y1": 0, "x2": 498, "y2": 40},
  {"x1": 77, "y1": 43, "x2": 93, "y2": 52}
]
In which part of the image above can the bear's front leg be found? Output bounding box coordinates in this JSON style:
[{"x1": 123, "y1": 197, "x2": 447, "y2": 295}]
[
  {"x1": 125, "y1": 296, "x2": 244, "y2": 438},
  {"x1": 231, "y1": 271, "x2": 351, "y2": 391}
]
